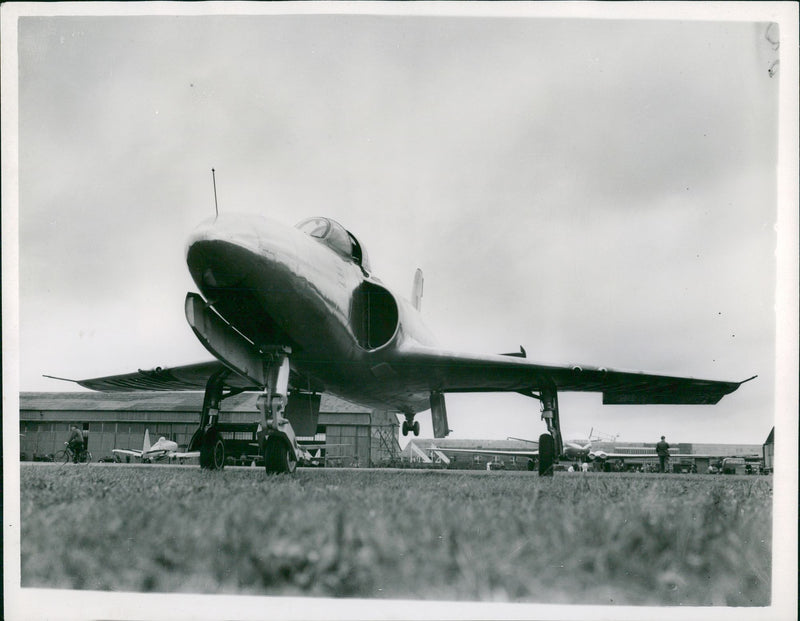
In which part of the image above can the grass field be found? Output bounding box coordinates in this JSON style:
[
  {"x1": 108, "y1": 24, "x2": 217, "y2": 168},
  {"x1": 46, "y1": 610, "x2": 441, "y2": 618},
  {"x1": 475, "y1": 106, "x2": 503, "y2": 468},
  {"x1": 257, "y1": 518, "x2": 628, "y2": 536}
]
[{"x1": 19, "y1": 464, "x2": 772, "y2": 606}]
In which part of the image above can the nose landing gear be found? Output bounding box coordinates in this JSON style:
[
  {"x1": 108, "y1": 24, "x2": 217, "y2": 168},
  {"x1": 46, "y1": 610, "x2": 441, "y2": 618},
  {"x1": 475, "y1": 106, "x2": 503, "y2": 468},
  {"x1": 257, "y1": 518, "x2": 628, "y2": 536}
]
[{"x1": 255, "y1": 347, "x2": 302, "y2": 474}]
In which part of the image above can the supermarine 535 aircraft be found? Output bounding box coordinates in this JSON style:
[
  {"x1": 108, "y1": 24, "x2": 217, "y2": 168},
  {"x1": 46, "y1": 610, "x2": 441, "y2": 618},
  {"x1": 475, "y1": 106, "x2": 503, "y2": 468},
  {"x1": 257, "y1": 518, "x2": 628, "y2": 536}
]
[
  {"x1": 112, "y1": 429, "x2": 199, "y2": 463},
  {"x1": 65, "y1": 213, "x2": 755, "y2": 475}
]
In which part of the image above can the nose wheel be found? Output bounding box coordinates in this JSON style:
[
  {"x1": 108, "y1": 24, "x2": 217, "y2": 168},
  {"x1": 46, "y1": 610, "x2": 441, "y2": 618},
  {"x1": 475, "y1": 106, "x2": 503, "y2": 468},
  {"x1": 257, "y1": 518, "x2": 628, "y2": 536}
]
[
  {"x1": 402, "y1": 418, "x2": 420, "y2": 436},
  {"x1": 264, "y1": 435, "x2": 297, "y2": 474}
]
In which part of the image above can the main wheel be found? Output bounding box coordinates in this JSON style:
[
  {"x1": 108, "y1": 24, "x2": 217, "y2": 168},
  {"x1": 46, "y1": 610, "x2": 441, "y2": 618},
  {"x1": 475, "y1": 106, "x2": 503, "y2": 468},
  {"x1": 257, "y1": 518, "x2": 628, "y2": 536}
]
[
  {"x1": 264, "y1": 436, "x2": 297, "y2": 474},
  {"x1": 412, "y1": 420, "x2": 420, "y2": 436},
  {"x1": 200, "y1": 429, "x2": 225, "y2": 470},
  {"x1": 538, "y1": 433, "x2": 556, "y2": 477},
  {"x1": 402, "y1": 421, "x2": 409, "y2": 436}
]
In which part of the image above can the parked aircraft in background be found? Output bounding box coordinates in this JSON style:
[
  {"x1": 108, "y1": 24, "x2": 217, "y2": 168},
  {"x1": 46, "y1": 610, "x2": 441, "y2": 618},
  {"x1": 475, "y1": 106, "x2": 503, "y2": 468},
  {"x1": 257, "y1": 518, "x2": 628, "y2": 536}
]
[
  {"x1": 431, "y1": 439, "x2": 593, "y2": 467},
  {"x1": 112, "y1": 429, "x2": 199, "y2": 463},
  {"x1": 57, "y1": 210, "x2": 754, "y2": 475},
  {"x1": 431, "y1": 440, "x2": 735, "y2": 467}
]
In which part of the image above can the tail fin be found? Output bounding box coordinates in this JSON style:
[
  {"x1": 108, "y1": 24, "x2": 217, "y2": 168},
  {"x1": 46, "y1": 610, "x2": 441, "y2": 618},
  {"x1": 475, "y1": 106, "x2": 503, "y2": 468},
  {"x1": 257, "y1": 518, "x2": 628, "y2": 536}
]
[
  {"x1": 411, "y1": 268, "x2": 424, "y2": 311},
  {"x1": 142, "y1": 429, "x2": 152, "y2": 454}
]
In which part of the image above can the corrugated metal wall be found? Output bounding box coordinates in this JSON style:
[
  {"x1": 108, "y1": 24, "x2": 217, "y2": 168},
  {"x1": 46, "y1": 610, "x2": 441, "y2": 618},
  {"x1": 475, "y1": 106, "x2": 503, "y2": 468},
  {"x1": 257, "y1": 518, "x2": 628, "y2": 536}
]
[
  {"x1": 19, "y1": 394, "x2": 400, "y2": 464},
  {"x1": 325, "y1": 425, "x2": 370, "y2": 467}
]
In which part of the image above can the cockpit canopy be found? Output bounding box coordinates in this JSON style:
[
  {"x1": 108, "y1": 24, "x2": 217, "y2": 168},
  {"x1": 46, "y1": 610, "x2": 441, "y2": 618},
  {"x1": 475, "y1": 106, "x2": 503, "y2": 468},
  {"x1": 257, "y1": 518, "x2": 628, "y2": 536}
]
[{"x1": 295, "y1": 217, "x2": 370, "y2": 272}]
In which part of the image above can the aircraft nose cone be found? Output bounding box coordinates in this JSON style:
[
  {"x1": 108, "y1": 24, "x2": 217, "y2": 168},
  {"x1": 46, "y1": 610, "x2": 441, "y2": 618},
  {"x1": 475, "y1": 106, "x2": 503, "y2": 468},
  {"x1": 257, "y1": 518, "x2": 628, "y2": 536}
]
[
  {"x1": 186, "y1": 215, "x2": 262, "y2": 290},
  {"x1": 185, "y1": 213, "x2": 298, "y2": 298}
]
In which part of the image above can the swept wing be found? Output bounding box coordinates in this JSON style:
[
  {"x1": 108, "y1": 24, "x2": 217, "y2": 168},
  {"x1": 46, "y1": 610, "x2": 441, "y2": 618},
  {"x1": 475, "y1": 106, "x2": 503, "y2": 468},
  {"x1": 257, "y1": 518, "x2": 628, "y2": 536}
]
[
  {"x1": 73, "y1": 361, "x2": 251, "y2": 391},
  {"x1": 72, "y1": 345, "x2": 752, "y2": 408},
  {"x1": 383, "y1": 344, "x2": 752, "y2": 406}
]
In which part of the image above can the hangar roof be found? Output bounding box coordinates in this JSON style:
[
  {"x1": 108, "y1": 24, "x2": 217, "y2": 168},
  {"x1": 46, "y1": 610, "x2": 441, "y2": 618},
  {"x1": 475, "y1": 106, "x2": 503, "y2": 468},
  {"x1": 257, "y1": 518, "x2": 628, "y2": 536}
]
[{"x1": 20, "y1": 391, "x2": 371, "y2": 414}]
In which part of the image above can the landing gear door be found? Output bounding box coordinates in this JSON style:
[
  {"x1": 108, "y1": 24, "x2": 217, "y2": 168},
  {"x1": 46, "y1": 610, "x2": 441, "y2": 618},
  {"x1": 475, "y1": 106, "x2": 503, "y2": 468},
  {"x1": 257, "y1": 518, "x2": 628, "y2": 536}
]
[
  {"x1": 284, "y1": 392, "x2": 322, "y2": 438},
  {"x1": 430, "y1": 391, "x2": 450, "y2": 439}
]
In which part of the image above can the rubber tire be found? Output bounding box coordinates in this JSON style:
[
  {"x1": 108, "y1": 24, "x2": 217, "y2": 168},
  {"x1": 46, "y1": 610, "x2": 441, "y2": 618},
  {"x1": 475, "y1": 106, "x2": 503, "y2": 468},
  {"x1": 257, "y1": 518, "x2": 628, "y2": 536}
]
[
  {"x1": 412, "y1": 420, "x2": 420, "y2": 436},
  {"x1": 264, "y1": 436, "x2": 297, "y2": 474},
  {"x1": 200, "y1": 429, "x2": 225, "y2": 470},
  {"x1": 538, "y1": 433, "x2": 556, "y2": 477},
  {"x1": 402, "y1": 421, "x2": 409, "y2": 436}
]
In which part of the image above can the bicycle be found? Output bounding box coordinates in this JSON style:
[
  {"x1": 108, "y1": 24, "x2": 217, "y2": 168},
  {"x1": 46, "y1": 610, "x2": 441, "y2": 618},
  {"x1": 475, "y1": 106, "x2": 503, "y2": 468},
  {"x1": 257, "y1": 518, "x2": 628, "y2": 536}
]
[{"x1": 54, "y1": 442, "x2": 92, "y2": 465}]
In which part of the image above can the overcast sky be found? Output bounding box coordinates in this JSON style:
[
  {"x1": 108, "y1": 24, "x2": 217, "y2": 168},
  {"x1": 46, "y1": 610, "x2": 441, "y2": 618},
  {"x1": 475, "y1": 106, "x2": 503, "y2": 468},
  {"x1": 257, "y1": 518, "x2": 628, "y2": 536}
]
[{"x1": 8, "y1": 5, "x2": 789, "y2": 447}]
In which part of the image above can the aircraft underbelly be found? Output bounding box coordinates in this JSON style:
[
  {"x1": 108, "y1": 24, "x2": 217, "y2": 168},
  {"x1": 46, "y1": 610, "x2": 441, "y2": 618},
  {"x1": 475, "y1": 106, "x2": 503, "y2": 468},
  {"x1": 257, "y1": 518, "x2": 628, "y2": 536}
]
[{"x1": 291, "y1": 351, "x2": 433, "y2": 414}]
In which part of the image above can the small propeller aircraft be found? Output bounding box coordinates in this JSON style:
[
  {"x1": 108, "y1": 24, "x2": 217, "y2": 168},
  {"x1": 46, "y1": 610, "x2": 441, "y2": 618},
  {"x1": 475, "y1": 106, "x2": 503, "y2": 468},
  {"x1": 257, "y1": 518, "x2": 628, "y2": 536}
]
[
  {"x1": 111, "y1": 429, "x2": 199, "y2": 463},
  {"x1": 429, "y1": 439, "x2": 591, "y2": 467},
  {"x1": 58, "y1": 212, "x2": 754, "y2": 475}
]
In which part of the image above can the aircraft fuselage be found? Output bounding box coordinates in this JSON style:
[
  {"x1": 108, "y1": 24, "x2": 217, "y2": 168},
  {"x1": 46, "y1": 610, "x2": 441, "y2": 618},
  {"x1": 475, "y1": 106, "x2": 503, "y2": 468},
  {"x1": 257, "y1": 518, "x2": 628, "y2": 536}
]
[{"x1": 186, "y1": 214, "x2": 437, "y2": 414}]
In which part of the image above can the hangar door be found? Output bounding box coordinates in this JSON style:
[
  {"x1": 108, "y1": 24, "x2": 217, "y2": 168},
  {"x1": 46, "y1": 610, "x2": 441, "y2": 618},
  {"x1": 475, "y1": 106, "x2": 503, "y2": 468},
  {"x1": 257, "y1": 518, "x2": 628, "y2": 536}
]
[{"x1": 325, "y1": 424, "x2": 370, "y2": 467}]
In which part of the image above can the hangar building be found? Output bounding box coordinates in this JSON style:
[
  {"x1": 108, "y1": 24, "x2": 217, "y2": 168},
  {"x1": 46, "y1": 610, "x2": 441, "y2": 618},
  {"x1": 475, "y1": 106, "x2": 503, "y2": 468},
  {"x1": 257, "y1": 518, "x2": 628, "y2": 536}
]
[{"x1": 19, "y1": 392, "x2": 401, "y2": 467}]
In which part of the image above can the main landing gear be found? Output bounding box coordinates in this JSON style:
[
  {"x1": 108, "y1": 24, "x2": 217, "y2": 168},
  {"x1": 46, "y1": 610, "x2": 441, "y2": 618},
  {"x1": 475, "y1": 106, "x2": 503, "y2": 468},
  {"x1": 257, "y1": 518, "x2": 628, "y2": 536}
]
[
  {"x1": 533, "y1": 385, "x2": 563, "y2": 477},
  {"x1": 401, "y1": 415, "x2": 420, "y2": 436},
  {"x1": 186, "y1": 370, "x2": 229, "y2": 470}
]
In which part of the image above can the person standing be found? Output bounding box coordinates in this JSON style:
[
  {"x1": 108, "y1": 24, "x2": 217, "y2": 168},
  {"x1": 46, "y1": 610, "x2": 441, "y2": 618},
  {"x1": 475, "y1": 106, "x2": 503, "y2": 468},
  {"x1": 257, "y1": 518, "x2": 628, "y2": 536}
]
[{"x1": 656, "y1": 435, "x2": 670, "y2": 473}]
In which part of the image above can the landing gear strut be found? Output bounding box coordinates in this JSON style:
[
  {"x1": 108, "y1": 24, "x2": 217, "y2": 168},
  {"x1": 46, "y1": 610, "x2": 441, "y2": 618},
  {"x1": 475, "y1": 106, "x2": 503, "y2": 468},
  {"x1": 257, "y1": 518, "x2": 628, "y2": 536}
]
[
  {"x1": 402, "y1": 416, "x2": 420, "y2": 437},
  {"x1": 257, "y1": 347, "x2": 300, "y2": 474},
  {"x1": 536, "y1": 385, "x2": 563, "y2": 477}
]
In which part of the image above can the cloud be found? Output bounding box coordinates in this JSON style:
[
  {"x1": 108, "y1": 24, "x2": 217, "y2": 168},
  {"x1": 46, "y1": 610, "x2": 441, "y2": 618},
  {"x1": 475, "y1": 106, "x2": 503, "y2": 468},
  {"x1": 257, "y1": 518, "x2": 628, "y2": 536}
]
[{"x1": 14, "y1": 14, "x2": 780, "y2": 444}]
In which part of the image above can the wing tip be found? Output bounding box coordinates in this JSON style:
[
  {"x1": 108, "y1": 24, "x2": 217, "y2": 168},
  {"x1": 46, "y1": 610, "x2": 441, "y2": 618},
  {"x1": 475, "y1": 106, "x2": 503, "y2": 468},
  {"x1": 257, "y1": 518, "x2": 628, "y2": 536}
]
[{"x1": 42, "y1": 374, "x2": 78, "y2": 384}]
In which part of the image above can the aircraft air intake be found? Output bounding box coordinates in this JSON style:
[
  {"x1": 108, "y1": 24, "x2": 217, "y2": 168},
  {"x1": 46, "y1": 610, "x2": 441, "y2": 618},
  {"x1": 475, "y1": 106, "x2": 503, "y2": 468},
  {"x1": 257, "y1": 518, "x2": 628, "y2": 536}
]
[{"x1": 350, "y1": 281, "x2": 399, "y2": 350}]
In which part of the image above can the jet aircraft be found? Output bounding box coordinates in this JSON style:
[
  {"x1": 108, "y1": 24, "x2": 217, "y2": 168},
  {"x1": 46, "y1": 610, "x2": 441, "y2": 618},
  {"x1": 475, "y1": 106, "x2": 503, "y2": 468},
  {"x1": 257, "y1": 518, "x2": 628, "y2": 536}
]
[
  {"x1": 66, "y1": 213, "x2": 755, "y2": 475},
  {"x1": 112, "y1": 429, "x2": 199, "y2": 463}
]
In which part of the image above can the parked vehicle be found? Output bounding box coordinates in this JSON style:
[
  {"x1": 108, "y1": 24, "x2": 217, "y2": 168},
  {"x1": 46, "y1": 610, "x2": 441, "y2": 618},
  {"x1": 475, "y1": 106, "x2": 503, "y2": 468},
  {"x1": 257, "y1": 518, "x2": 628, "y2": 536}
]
[{"x1": 721, "y1": 457, "x2": 746, "y2": 475}]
